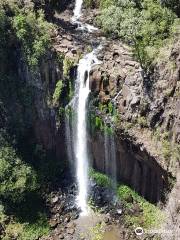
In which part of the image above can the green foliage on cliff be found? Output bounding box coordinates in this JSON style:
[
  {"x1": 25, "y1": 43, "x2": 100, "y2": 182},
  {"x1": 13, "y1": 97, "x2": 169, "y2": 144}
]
[
  {"x1": 161, "y1": 0, "x2": 180, "y2": 16},
  {"x1": 0, "y1": 1, "x2": 54, "y2": 67},
  {"x1": 13, "y1": 9, "x2": 53, "y2": 67},
  {"x1": 0, "y1": 133, "x2": 37, "y2": 203},
  {"x1": 0, "y1": 133, "x2": 50, "y2": 240},
  {"x1": 0, "y1": 2, "x2": 55, "y2": 238},
  {"x1": 63, "y1": 57, "x2": 75, "y2": 78},
  {"x1": 97, "y1": 0, "x2": 178, "y2": 69},
  {"x1": 53, "y1": 80, "x2": 64, "y2": 106},
  {"x1": 89, "y1": 168, "x2": 112, "y2": 187}
]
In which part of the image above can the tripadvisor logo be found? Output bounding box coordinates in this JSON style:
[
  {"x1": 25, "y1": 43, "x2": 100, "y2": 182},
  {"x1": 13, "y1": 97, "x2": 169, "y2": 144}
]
[{"x1": 135, "y1": 227, "x2": 144, "y2": 236}]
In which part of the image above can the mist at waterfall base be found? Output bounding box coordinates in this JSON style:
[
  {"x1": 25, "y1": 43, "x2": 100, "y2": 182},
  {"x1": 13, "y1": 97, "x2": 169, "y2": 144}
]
[{"x1": 65, "y1": 0, "x2": 117, "y2": 216}]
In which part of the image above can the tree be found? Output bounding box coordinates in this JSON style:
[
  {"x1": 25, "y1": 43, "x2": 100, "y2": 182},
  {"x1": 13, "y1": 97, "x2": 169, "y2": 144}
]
[{"x1": 13, "y1": 9, "x2": 53, "y2": 66}]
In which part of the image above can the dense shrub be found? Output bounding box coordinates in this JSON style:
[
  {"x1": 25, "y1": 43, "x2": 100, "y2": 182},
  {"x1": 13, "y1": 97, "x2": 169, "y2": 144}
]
[
  {"x1": 13, "y1": 9, "x2": 53, "y2": 66},
  {"x1": 0, "y1": 133, "x2": 37, "y2": 203}
]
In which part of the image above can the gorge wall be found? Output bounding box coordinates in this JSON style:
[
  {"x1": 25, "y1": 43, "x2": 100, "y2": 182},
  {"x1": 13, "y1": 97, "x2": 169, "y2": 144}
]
[
  {"x1": 2, "y1": 0, "x2": 179, "y2": 204},
  {"x1": 86, "y1": 39, "x2": 180, "y2": 203}
]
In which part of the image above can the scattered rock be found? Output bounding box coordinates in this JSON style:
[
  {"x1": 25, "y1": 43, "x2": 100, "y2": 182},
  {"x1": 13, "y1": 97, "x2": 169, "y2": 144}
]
[
  {"x1": 66, "y1": 35, "x2": 73, "y2": 41},
  {"x1": 59, "y1": 234, "x2": 64, "y2": 239},
  {"x1": 49, "y1": 219, "x2": 58, "y2": 228},
  {"x1": 71, "y1": 49, "x2": 77, "y2": 54},
  {"x1": 67, "y1": 227, "x2": 75, "y2": 235},
  {"x1": 51, "y1": 196, "x2": 59, "y2": 204},
  {"x1": 104, "y1": 216, "x2": 109, "y2": 224},
  {"x1": 66, "y1": 222, "x2": 76, "y2": 228},
  {"x1": 64, "y1": 215, "x2": 71, "y2": 223}
]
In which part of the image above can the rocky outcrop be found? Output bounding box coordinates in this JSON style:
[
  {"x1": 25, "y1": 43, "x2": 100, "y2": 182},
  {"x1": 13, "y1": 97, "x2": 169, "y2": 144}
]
[
  {"x1": 17, "y1": 52, "x2": 63, "y2": 154},
  {"x1": 89, "y1": 39, "x2": 180, "y2": 178},
  {"x1": 87, "y1": 39, "x2": 180, "y2": 203}
]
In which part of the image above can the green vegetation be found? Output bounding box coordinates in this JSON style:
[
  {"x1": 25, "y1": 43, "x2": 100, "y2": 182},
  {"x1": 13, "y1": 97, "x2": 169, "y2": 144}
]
[
  {"x1": 63, "y1": 57, "x2": 75, "y2": 78},
  {"x1": 96, "y1": 0, "x2": 179, "y2": 70},
  {"x1": 13, "y1": 9, "x2": 53, "y2": 67},
  {"x1": 0, "y1": 1, "x2": 54, "y2": 68},
  {"x1": 137, "y1": 116, "x2": 148, "y2": 128},
  {"x1": 90, "y1": 114, "x2": 115, "y2": 134},
  {"x1": 0, "y1": 132, "x2": 50, "y2": 240},
  {"x1": 90, "y1": 222, "x2": 105, "y2": 240},
  {"x1": 90, "y1": 101, "x2": 119, "y2": 134},
  {"x1": 90, "y1": 169, "x2": 165, "y2": 229},
  {"x1": 52, "y1": 80, "x2": 64, "y2": 106},
  {"x1": 162, "y1": 139, "x2": 172, "y2": 160},
  {"x1": 2, "y1": 213, "x2": 50, "y2": 240},
  {"x1": 161, "y1": 0, "x2": 180, "y2": 16},
  {"x1": 117, "y1": 185, "x2": 165, "y2": 229},
  {"x1": 0, "y1": 133, "x2": 37, "y2": 203},
  {"x1": 153, "y1": 128, "x2": 180, "y2": 167},
  {"x1": 89, "y1": 168, "x2": 112, "y2": 187},
  {"x1": 0, "y1": 2, "x2": 57, "y2": 239}
]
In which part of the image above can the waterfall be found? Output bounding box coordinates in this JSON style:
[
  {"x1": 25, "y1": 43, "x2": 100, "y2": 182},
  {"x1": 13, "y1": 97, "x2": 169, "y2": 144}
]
[
  {"x1": 73, "y1": 0, "x2": 83, "y2": 20},
  {"x1": 74, "y1": 52, "x2": 100, "y2": 215},
  {"x1": 65, "y1": 0, "x2": 101, "y2": 215},
  {"x1": 65, "y1": 111, "x2": 74, "y2": 168},
  {"x1": 104, "y1": 129, "x2": 117, "y2": 188}
]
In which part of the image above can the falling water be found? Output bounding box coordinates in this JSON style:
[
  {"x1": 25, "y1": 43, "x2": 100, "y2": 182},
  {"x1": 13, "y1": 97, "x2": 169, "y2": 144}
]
[
  {"x1": 65, "y1": 110, "x2": 74, "y2": 167},
  {"x1": 104, "y1": 128, "x2": 117, "y2": 188},
  {"x1": 75, "y1": 51, "x2": 100, "y2": 215},
  {"x1": 73, "y1": 0, "x2": 83, "y2": 20},
  {"x1": 72, "y1": 0, "x2": 98, "y2": 32},
  {"x1": 65, "y1": 0, "x2": 101, "y2": 215}
]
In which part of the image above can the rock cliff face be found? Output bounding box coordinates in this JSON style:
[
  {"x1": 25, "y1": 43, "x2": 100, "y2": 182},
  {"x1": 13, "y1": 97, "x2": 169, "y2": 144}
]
[
  {"x1": 90, "y1": 130, "x2": 167, "y2": 203},
  {"x1": 17, "y1": 52, "x2": 66, "y2": 159},
  {"x1": 4, "y1": 1, "x2": 179, "y2": 204},
  {"x1": 88, "y1": 39, "x2": 180, "y2": 202}
]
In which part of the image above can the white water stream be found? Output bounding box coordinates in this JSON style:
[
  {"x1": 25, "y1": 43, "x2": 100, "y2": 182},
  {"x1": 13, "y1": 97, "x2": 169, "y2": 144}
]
[
  {"x1": 73, "y1": 0, "x2": 83, "y2": 20},
  {"x1": 65, "y1": 0, "x2": 101, "y2": 215},
  {"x1": 75, "y1": 52, "x2": 100, "y2": 215}
]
